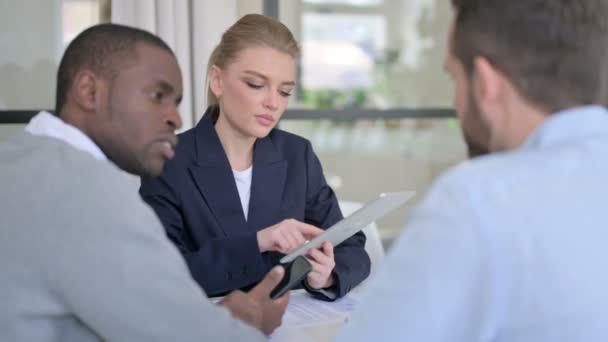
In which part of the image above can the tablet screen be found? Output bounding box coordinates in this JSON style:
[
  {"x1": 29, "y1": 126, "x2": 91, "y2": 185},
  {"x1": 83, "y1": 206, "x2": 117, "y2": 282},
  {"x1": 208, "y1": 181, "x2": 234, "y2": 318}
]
[{"x1": 280, "y1": 191, "x2": 415, "y2": 263}]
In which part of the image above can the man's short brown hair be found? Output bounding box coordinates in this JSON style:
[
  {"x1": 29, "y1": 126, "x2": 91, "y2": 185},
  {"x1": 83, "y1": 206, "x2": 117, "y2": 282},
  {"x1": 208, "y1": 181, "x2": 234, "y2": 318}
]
[{"x1": 450, "y1": 0, "x2": 608, "y2": 113}]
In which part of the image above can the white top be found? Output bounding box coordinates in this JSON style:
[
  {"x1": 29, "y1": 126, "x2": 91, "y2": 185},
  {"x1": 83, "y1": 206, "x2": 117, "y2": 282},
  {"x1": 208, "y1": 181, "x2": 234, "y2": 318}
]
[
  {"x1": 232, "y1": 166, "x2": 253, "y2": 220},
  {"x1": 338, "y1": 106, "x2": 608, "y2": 341},
  {"x1": 25, "y1": 111, "x2": 106, "y2": 161}
]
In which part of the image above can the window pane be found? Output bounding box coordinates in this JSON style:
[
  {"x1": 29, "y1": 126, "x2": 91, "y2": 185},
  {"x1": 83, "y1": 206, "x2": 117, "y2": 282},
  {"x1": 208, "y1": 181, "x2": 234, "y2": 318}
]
[
  {"x1": 279, "y1": 118, "x2": 467, "y2": 245},
  {"x1": 301, "y1": 13, "x2": 385, "y2": 104},
  {"x1": 281, "y1": 0, "x2": 452, "y2": 109},
  {"x1": 0, "y1": 0, "x2": 110, "y2": 112}
]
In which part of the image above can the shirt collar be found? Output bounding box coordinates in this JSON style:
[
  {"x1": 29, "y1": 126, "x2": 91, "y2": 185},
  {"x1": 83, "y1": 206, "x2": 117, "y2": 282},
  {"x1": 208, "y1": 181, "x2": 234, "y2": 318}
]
[
  {"x1": 25, "y1": 111, "x2": 107, "y2": 161},
  {"x1": 520, "y1": 105, "x2": 608, "y2": 151}
]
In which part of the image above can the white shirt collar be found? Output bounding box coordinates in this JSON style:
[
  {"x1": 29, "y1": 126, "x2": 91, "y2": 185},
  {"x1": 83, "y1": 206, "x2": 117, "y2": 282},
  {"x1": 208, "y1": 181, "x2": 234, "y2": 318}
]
[{"x1": 25, "y1": 111, "x2": 107, "y2": 161}]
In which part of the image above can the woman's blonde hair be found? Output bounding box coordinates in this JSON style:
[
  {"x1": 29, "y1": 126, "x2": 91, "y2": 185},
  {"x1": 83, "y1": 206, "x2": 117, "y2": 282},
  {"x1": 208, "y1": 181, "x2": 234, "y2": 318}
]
[{"x1": 206, "y1": 14, "x2": 300, "y2": 107}]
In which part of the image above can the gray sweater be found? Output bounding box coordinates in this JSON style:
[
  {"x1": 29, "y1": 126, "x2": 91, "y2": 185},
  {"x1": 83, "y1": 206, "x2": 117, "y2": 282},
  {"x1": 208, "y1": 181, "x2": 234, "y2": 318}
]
[{"x1": 0, "y1": 133, "x2": 265, "y2": 341}]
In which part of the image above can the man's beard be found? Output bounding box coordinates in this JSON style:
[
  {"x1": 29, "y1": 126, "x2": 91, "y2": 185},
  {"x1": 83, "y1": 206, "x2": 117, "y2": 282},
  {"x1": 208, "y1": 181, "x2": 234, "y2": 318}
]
[
  {"x1": 462, "y1": 90, "x2": 491, "y2": 159},
  {"x1": 465, "y1": 135, "x2": 490, "y2": 158}
]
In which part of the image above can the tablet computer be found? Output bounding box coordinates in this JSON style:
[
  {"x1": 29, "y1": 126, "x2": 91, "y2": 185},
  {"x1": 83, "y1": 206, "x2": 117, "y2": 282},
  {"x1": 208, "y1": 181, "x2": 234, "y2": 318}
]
[{"x1": 280, "y1": 191, "x2": 415, "y2": 264}]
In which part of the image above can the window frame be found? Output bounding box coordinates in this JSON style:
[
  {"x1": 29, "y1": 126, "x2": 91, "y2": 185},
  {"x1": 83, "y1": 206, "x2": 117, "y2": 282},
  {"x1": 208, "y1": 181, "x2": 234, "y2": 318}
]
[{"x1": 0, "y1": 111, "x2": 41, "y2": 124}]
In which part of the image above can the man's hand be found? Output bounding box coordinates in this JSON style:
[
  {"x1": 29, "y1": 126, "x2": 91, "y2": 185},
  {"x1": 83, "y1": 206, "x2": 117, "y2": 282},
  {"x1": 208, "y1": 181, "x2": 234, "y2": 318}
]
[
  {"x1": 220, "y1": 266, "x2": 289, "y2": 335},
  {"x1": 257, "y1": 219, "x2": 324, "y2": 253},
  {"x1": 248, "y1": 266, "x2": 290, "y2": 335},
  {"x1": 219, "y1": 290, "x2": 261, "y2": 329}
]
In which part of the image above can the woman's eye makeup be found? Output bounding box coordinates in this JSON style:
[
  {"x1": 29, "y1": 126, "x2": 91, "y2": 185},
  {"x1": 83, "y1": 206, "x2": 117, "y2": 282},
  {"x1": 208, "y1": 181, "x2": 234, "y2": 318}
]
[
  {"x1": 245, "y1": 81, "x2": 263, "y2": 89},
  {"x1": 279, "y1": 89, "x2": 293, "y2": 97},
  {"x1": 243, "y1": 78, "x2": 294, "y2": 97}
]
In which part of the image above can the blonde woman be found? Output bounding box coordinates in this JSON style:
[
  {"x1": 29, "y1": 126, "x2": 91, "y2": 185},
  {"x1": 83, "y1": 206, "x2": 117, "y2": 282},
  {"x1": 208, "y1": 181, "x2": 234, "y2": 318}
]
[{"x1": 140, "y1": 14, "x2": 370, "y2": 301}]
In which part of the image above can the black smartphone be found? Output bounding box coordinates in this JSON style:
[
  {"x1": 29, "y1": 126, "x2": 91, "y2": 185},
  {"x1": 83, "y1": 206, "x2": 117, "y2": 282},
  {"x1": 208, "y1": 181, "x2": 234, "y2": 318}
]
[{"x1": 269, "y1": 255, "x2": 312, "y2": 300}]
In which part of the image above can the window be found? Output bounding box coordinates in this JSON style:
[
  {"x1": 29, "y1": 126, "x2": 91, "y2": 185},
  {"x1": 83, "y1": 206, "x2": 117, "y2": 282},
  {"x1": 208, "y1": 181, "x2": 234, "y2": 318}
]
[
  {"x1": 0, "y1": 0, "x2": 110, "y2": 127},
  {"x1": 282, "y1": 0, "x2": 452, "y2": 110},
  {"x1": 301, "y1": 12, "x2": 386, "y2": 109}
]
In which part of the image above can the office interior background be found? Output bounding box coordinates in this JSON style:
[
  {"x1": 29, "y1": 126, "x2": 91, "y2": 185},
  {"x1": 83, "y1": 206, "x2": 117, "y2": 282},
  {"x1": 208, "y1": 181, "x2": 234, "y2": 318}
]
[{"x1": 0, "y1": 0, "x2": 467, "y2": 248}]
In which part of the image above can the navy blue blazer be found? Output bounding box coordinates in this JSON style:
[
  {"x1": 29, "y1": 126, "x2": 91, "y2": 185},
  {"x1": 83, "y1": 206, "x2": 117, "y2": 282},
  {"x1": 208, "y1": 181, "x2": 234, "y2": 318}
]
[{"x1": 140, "y1": 108, "x2": 370, "y2": 299}]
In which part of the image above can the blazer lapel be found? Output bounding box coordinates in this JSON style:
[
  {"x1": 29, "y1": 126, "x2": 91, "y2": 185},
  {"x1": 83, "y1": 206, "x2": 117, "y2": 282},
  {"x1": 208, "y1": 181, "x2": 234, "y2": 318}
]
[
  {"x1": 188, "y1": 113, "x2": 248, "y2": 237},
  {"x1": 247, "y1": 136, "x2": 287, "y2": 231}
]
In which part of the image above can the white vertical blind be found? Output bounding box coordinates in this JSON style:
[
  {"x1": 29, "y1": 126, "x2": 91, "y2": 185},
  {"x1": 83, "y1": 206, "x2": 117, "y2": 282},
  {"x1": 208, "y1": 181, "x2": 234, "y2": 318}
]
[{"x1": 190, "y1": 0, "x2": 238, "y2": 123}]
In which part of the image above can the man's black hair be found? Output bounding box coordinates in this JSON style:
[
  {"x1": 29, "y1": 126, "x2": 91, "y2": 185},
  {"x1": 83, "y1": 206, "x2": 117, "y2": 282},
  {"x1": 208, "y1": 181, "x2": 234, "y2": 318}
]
[{"x1": 54, "y1": 23, "x2": 174, "y2": 115}]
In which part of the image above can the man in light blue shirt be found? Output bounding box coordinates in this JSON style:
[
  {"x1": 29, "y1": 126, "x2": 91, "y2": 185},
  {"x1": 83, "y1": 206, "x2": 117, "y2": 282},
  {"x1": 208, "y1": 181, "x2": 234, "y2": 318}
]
[{"x1": 339, "y1": 0, "x2": 608, "y2": 341}]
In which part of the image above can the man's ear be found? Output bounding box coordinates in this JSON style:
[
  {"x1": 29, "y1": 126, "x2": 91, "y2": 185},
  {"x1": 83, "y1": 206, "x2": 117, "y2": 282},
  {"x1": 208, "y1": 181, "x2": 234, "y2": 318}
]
[
  {"x1": 472, "y1": 56, "x2": 503, "y2": 124},
  {"x1": 209, "y1": 65, "x2": 223, "y2": 99},
  {"x1": 70, "y1": 70, "x2": 98, "y2": 112}
]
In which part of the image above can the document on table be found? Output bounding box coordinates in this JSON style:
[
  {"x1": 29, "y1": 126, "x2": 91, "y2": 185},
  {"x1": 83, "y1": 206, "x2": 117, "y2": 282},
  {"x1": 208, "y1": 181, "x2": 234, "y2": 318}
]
[
  {"x1": 212, "y1": 290, "x2": 357, "y2": 341},
  {"x1": 282, "y1": 290, "x2": 356, "y2": 327},
  {"x1": 270, "y1": 290, "x2": 357, "y2": 342}
]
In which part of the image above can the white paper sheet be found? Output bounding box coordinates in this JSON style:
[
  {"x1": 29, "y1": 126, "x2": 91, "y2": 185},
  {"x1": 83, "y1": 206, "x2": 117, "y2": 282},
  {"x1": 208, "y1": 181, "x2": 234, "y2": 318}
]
[
  {"x1": 281, "y1": 292, "x2": 355, "y2": 327},
  {"x1": 212, "y1": 290, "x2": 356, "y2": 341},
  {"x1": 270, "y1": 290, "x2": 356, "y2": 341}
]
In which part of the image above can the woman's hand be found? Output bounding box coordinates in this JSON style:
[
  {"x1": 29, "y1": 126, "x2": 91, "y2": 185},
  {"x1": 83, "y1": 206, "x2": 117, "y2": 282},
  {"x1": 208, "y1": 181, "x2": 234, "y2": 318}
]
[
  {"x1": 305, "y1": 241, "x2": 336, "y2": 289},
  {"x1": 256, "y1": 219, "x2": 323, "y2": 254}
]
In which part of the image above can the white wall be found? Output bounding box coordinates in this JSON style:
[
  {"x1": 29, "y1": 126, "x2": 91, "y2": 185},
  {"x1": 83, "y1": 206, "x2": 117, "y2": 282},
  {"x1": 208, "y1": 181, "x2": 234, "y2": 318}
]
[{"x1": 237, "y1": 0, "x2": 263, "y2": 16}]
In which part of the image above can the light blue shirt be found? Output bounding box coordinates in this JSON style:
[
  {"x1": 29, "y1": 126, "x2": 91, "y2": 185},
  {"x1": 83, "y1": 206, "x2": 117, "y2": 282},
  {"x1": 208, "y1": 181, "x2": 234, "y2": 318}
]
[{"x1": 338, "y1": 105, "x2": 608, "y2": 341}]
